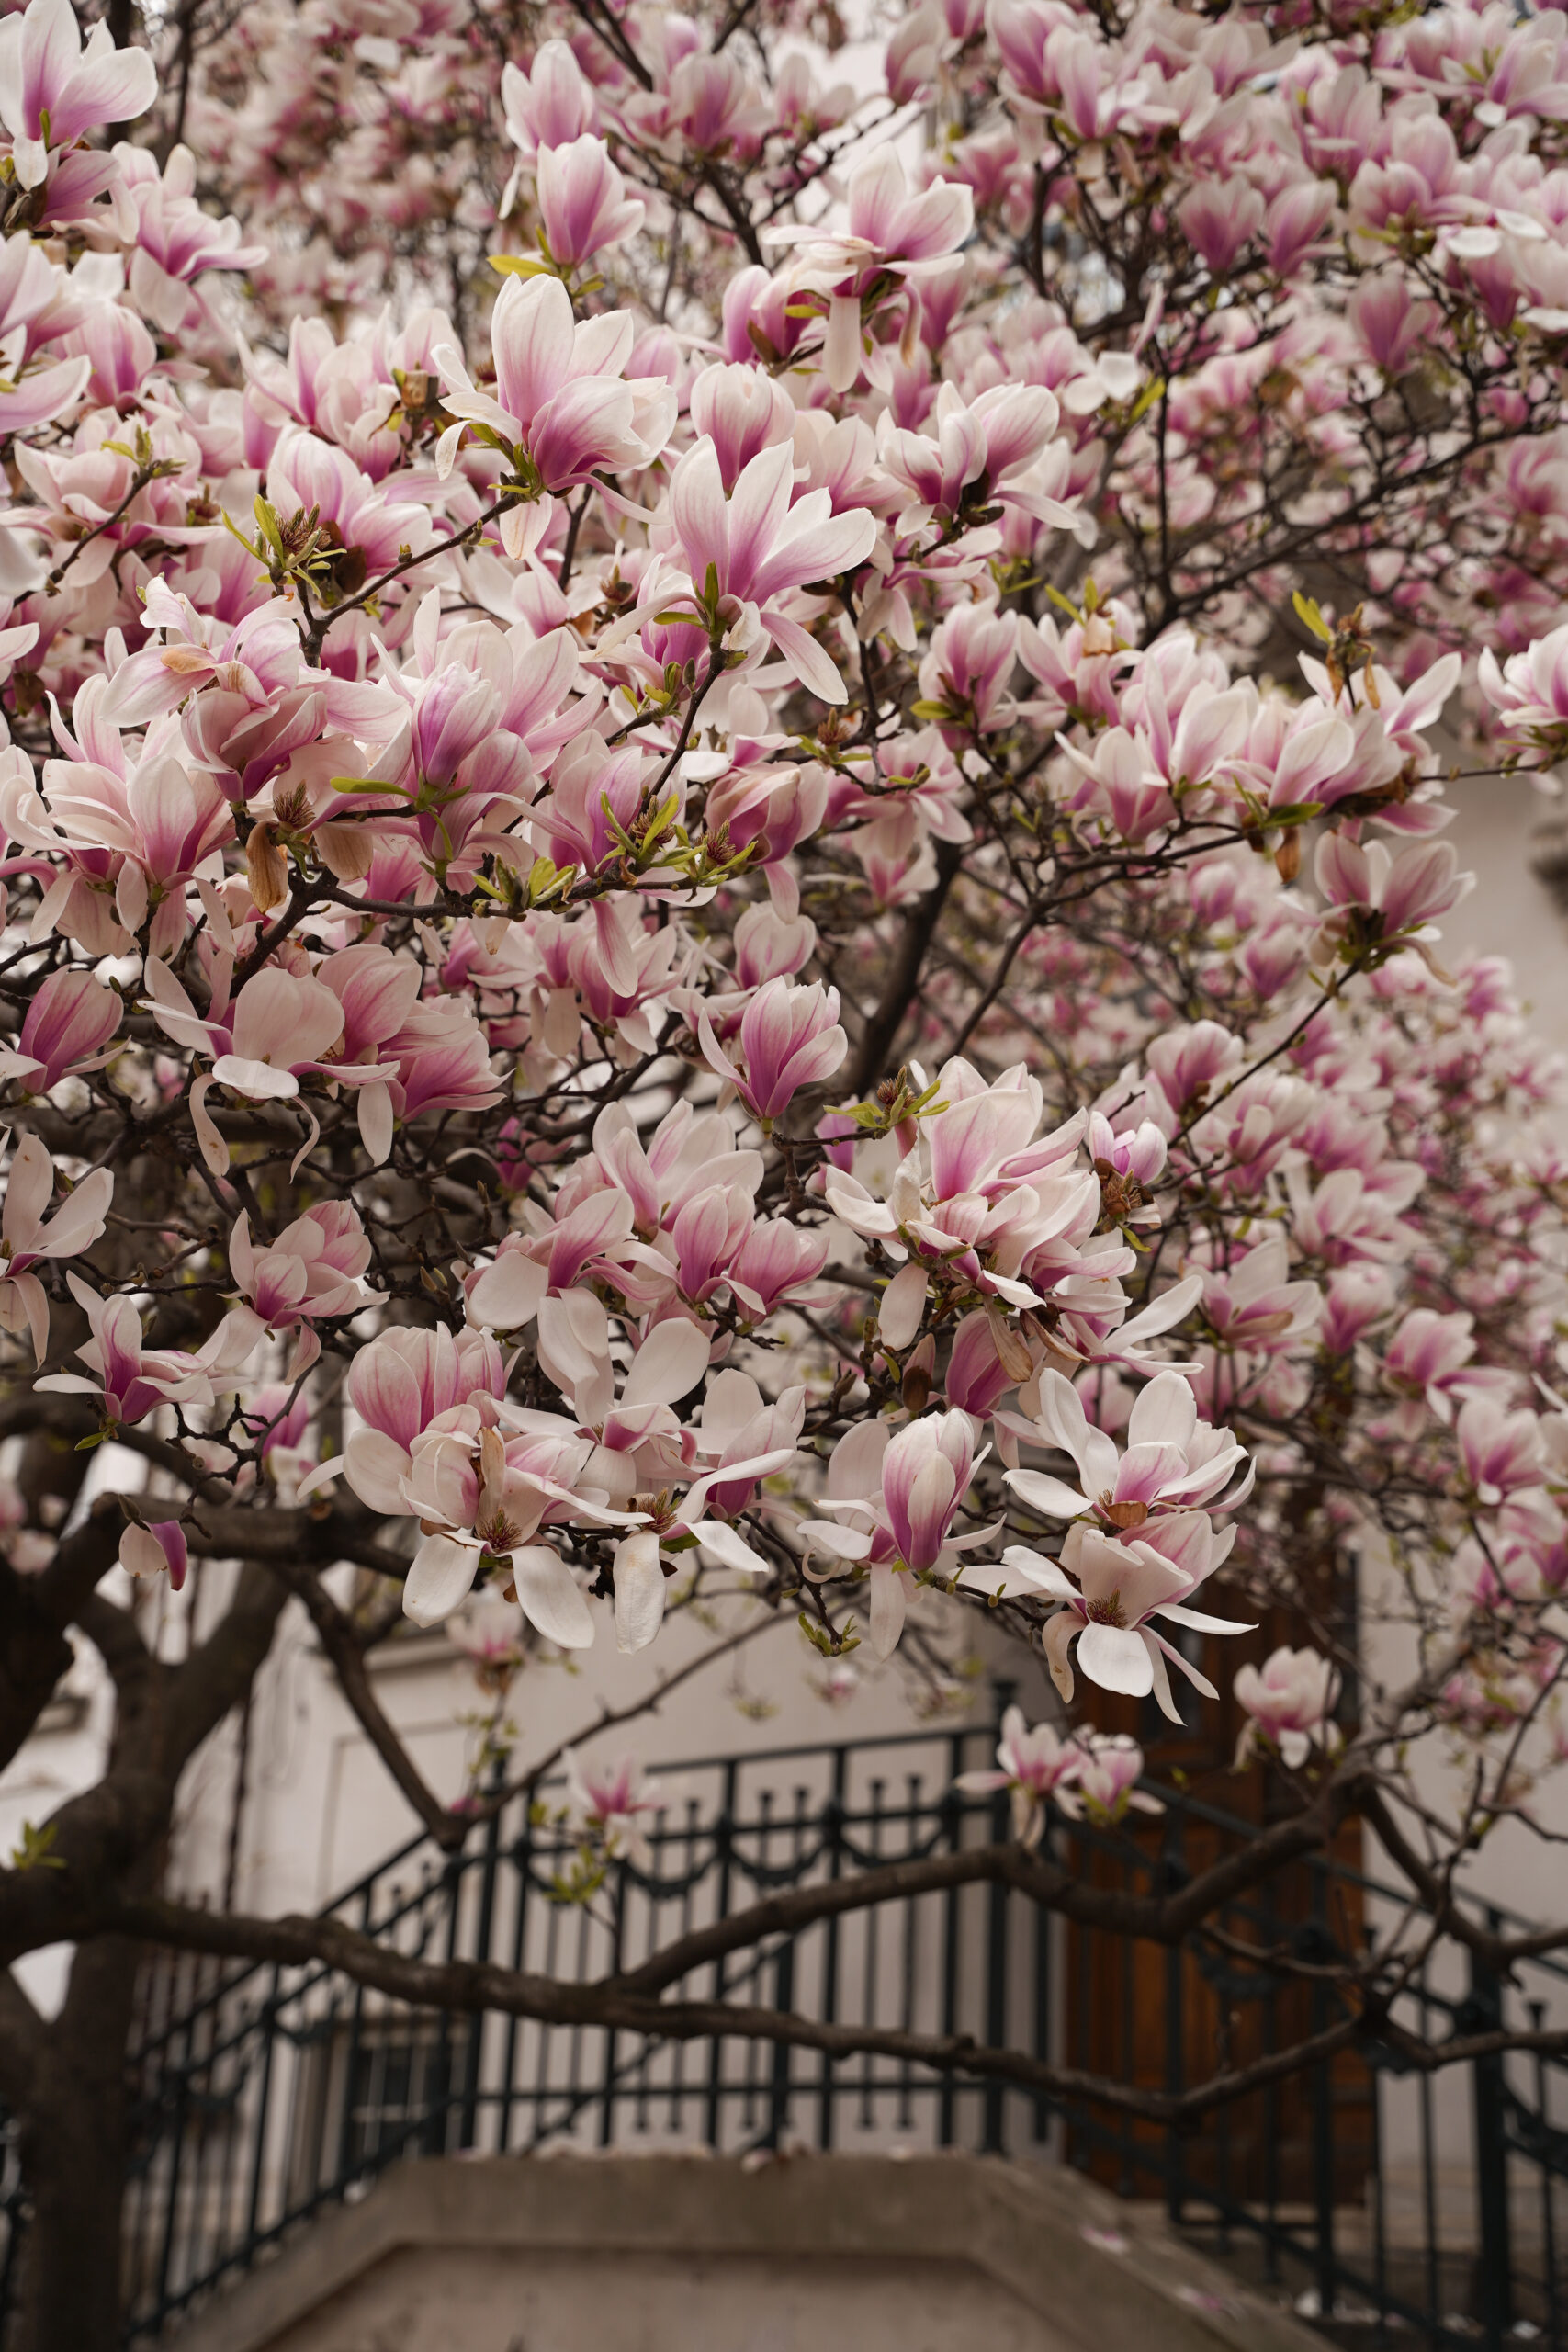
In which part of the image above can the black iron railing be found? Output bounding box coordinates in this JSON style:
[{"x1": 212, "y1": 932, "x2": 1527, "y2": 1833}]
[{"x1": 12, "y1": 1701, "x2": 1568, "y2": 2345}]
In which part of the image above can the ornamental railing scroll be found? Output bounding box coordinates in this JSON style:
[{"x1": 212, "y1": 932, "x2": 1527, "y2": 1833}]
[{"x1": 7, "y1": 1698, "x2": 1562, "y2": 2347}]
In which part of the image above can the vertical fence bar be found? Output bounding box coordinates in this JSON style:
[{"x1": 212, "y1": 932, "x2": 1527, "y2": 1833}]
[
  {"x1": 704, "y1": 1759, "x2": 739, "y2": 2150},
  {"x1": 1164, "y1": 1811, "x2": 1185, "y2": 2227},
  {"x1": 459, "y1": 1800, "x2": 502, "y2": 2151},
  {"x1": 1530, "y1": 2003, "x2": 1560, "y2": 2351},
  {"x1": 818, "y1": 1747, "x2": 847, "y2": 2153},
  {"x1": 335, "y1": 1884, "x2": 375, "y2": 2185},
  {"x1": 767, "y1": 1939, "x2": 795, "y2": 2150},
  {"x1": 243, "y1": 1964, "x2": 282, "y2": 2251},
  {"x1": 938, "y1": 1734, "x2": 964, "y2": 2149},
  {"x1": 597, "y1": 1863, "x2": 626, "y2": 2150},
  {"x1": 497, "y1": 1807, "x2": 532, "y2": 2152},
  {"x1": 982, "y1": 1690, "x2": 1015, "y2": 2155},
  {"x1": 1032, "y1": 1868, "x2": 1053, "y2": 2147},
  {"x1": 1418, "y1": 1963, "x2": 1440, "y2": 2335},
  {"x1": 1471, "y1": 1917, "x2": 1514, "y2": 2352},
  {"x1": 1312, "y1": 1864, "x2": 1336, "y2": 2324},
  {"x1": 982, "y1": 1782, "x2": 1010, "y2": 2155}
]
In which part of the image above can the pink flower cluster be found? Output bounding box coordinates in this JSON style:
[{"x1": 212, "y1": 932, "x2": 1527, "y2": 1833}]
[{"x1": 3, "y1": 0, "x2": 1568, "y2": 1829}]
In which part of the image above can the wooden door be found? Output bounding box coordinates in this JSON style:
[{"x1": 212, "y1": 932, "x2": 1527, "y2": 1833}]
[{"x1": 1063, "y1": 1586, "x2": 1373, "y2": 2211}]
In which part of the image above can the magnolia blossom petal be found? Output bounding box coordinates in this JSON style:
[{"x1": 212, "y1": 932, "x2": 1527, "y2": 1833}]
[
  {"x1": 614, "y1": 1530, "x2": 666, "y2": 1653},
  {"x1": 512, "y1": 1545, "x2": 594, "y2": 1648},
  {"x1": 868, "y1": 1560, "x2": 907, "y2": 1658},
  {"x1": 403, "y1": 1534, "x2": 480, "y2": 1626}
]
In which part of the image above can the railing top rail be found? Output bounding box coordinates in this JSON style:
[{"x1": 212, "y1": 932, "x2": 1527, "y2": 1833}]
[{"x1": 129, "y1": 1705, "x2": 1568, "y2": 2066}]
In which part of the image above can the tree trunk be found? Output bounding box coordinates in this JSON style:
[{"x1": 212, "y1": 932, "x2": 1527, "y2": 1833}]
[{"x1": 10, "y1": 1939, "x2": 141, "y2": 2352}]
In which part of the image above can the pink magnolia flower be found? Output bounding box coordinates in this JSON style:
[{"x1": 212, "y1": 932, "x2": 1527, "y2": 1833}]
[
  {"x1": 1234, "y1": 1645, "x2": 1341, "y2": 1768},
  {"x1": 502, "y1": 40, "x2": 597, "y2": 174},
  {"x1": 1196, "y1": 1235, "x2": 1322, "y2": 1349},
  {"x1": 688, "y1": 362, "x2": 795, "y2": 491},
  {"x1": 1319, "y1": 1264, "x2": 1398, "y2": 1355},
  {"x1": 1006, "y1": 1369, "x2": 1253, "y2": 1527},
  {"x1": 917, "y1": 599, "x2": 1019, "y2": 738},
  {"x1": 0, "y1": 0, "x2": 157, "y2": 190},
  {"x1": 1075, "y1": 1732, "x2": 1164, "y2": 1824},
  {"x1": 803, "y1": 1410, "x2": 998, "y2": 1657},
  {"x1": 563, "y1": 1746, "x2": 662, "y2": 1866},
  {"x1": 40, "y1": 1272, "x2": 220, "y2": 1428},
  {"x1": 24, "y1": 729, "x2": 234, "y2": 962},
  {"x1": 1178, "y1": 179, "x2": 1265, "y2": 275},
  {"x1": 534, "y1": 1291, "x2": 711, "y2": 1508},
  {"x1": 1457, "y1": 1396, "x2": 1545, "y2": 1506},
  {"x1": 1349, "y1": 273, "x2": 1440, "y2": 374},
  {"x1": 698, "y1": 975, "x2": 847, "y2": 1130},
  {"x1": 876, "y1": 381, "x2": 1063, "y2": 521},
  {"x1": 536, "y1": 135, "x2": 645, "y2": 266},
  {"x1": 237, "y1": 1384, "x2": 315, "y2": 1497},
  {"x1": 1087, "y1": 1109, "x2": 1167, "y2": 1196},
  {"x1": 1382, "y1": 1307, "x2": 1497, "y2": 1420},
  {"x1": 434, "y1": 274, "x2": 677, "y2": 493},
  {"x1": 119, "y1": 1518, "x2": 188, "y2": 1594},
  {"x1": 141, "y1": 958, "x2": 383, "y2": 1177},
  {"x1": 944, "y1": 1311, "x2": 1021, "y2": 1419},
  {"x1": 0, "y1": 1129, "x2": 112, "y2": 1361},
  {"x1": 1145, "y1": 1020, "x2": 1242, "y2": 1115},
  {"x1": 666, "y1": 436, "x2": 878, "y2": 701},
  {"x1": 954, "y1": 1703, "x2": 1082, "y2": 1845},
  {"x1": 766, "y1": 146, "x2": 974, "y2": 393},
  {"x1": 973, "y1": 1511, "x2": 1247, "y2": 1723},
  {"x1": 119, "y1": 144, "x2": 268, "y2": 332},
  {"x1": 726, "y1": 1219, "x2": 829, "y2": 1320},
  {"x1": 0, "y1": 968, "x2": 120, "y2": 1093},
  {"x1": 228, "y1": 1203, "x2": 370, "y2": 1369},
  {"x1": 1314, "y1": 833, "x2": 1473, "y2": 954},
  {"x1": 692, "y1": 1369, "x2": 806, "y2": 1518},
  {"x1": 1480, "y1": 622, "x2": 1568, "y2": 757},
  {"x1": 340, "y1": 1326, "x2": 506, "y2": 1505}
]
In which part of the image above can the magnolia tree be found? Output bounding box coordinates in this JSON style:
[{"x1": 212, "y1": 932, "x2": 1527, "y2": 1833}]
[{"x1": 5, "y1": 0, "x2": 1568, "y2": 2337}]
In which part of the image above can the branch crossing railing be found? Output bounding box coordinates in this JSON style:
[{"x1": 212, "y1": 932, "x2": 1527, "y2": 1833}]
[{"x1": 19, "y1": 1702, "x2": 1568, "y2": 2346}]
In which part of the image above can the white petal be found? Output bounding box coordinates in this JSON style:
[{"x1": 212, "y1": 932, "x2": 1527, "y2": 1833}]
[
  {"x1": 1005, "y1": 1467, "x2": 1091, "y2": 1519},
  {"x1": 878, "y1": 1261, "x2": 928, "y2": 1351},
  {"x1": 403, "y1": 1534, "x2": 479, "y2": 1626},
  {"x1": 344, "y1": 1429, "x2": 415, "y2": 1513},
  {"x1": 613, "y1": 1530, "x2": 667, "y2": 1653},
  {"x1": 868, "y1": 1561, "x2": 906, "y2": 1658},
  {"x1": 212, "y1": 1054, "x2": 299, "y2": 1099},
  {"x1": 694, "y1": 1520, "x2": 771, "y2": 1575},
  {"x1": 621, "y1": 1318, "x2": 709, "y2": 1411},
  {"x1": 1077, "y1": 1620, "x2": 1154, "y2": 1696},
  {"x1": 468, "y1": 1252, "x2": 547, "y2": 1331},
  {"x1": 512, "y1": 1545, "x2": 595, "y2": 1649}
]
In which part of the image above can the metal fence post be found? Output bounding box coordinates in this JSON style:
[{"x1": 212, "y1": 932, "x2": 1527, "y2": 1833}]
[
  {"x1": 767, "y1": 1938, "x2": 795, "y2": 2150},
  {"x1": 982, "y1": 1682, "x2": 1016, "y2": 2154},
  {"x1": 1469, "y1": 1922, "x2": 1514, "y2": 2350},
  {"x1": 1162, "y1": 1810, "x2": 1187, "y2": 2227}
]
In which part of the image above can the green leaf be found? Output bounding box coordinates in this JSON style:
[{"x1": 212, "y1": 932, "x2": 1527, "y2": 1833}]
[
  {"x1": 9, "y1": 1820, "x2": 64, "y2": 1871},
  {"x1": 252, "y1": 496, "x2": 285, "y2": 560},
  {"x1": 221, "y1": 510, "x2": 265, "y2": 563},
  {"x1": 1292, "y1": 590, "x2": 1333, "y2": 643},
  {"x1": 1268, "y1": 799, "x2": 1325, "y2": 825},
  {"x1": 1127, "y1": 374, "x2": 1166, "y2": 423}
]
